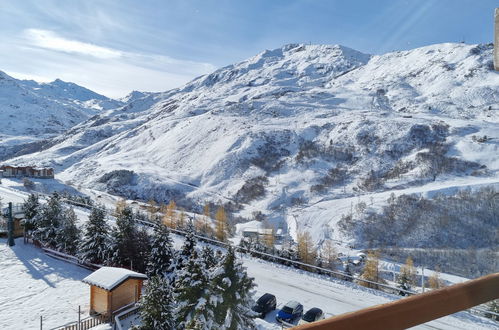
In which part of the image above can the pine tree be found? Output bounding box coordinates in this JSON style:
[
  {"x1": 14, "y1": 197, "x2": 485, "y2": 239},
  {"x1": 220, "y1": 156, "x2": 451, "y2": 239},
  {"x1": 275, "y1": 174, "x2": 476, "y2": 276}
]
[
  {"x1": 177, "y1": 229, "x2": 197, "y2": 270},
  {"x1": 147, "y1": 199, "x2": 157, "y2": 220},
  {"x1": 147, "y1": 223, "x2": 175, "y2": 279},
  {"x1": 22, "y1": 193, "x2": 40, "y2": 233},
  {"x1": 175, "y1": 250, "x2": 212, "y2": 329},
  {"x1": 209, "y1": 248, "x2": 257, "y2": 330},
  {"x1": 215, "y1": 206, "x2": 228, "y2": 242},
  {"x1": 79, "y1": 206, "x2": 111, "y2": 264},
  {"x1": 112, "y1": 205, "x2": 140, "y2": 269},
  {"x1": 201, "y1": 245, "x2": 218, "y2": 269},
  {"x1": 344, "y1": 261, "x2": 353, "y2": 281},
  {"x1": 57, "y1": 207, "x2": 80, "y2": 255},
  {"x1": 115, "y1": 199, "x2": 127, "y2": 216},
  {"x1": 33, "y1": 193, "x2": 64, "y2": 247},
  {"x1": 397, "y1": 257, "x2": 416, "y2": 294},
  {"x1": 138, "y1": 275, "x2": 175, "y2": 330},
  {"x1": 135, "y1": 228, "x2": 152, "y2": 273},
  {"x1": 297, "y1": 231, "x2": 317, "y2": 265}
]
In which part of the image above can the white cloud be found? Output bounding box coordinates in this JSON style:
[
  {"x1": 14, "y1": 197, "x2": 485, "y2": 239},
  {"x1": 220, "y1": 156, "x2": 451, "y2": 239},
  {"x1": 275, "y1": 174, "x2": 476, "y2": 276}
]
[
  {"x1": 6, "y1": 29, "x2": 218, "y2": 98},
  {"x1": 24, "y1": 28, "x2": 123, "y2": 59}
]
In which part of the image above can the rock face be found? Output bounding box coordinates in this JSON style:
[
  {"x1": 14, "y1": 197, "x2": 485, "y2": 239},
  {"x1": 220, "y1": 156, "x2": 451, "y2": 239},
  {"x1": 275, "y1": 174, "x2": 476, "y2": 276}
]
[{"x1": 495, "y1": 8, "x2": 499, "y2": 70}]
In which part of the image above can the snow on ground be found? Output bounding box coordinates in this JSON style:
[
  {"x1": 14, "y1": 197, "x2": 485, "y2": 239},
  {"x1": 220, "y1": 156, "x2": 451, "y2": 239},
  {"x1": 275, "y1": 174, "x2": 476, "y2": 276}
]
[{"x1": 0, "y1": 238, "x2": 91, "y2": 330}]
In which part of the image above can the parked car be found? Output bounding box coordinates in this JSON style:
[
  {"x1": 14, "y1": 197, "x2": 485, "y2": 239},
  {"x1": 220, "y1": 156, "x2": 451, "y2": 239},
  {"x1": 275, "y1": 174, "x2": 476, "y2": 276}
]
[
  {"x1": 298, "y1": 307, "x2": 325, "y2": 325},
  {"x1": 276, "y1": 300, "x2": 303, "y2": 324},
  {"x1": 252, "y1": 293, "x2": 277, "y2": 318}
]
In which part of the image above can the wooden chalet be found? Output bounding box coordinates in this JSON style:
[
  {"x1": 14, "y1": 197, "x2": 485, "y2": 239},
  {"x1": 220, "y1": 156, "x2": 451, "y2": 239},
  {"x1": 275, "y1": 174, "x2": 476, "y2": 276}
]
[
  {"x1": 82, "y1": 267, "x2": 147, "y2": 317},
  {"x1": 0, "y1": 165, "x2": 54, "y2": 179}
]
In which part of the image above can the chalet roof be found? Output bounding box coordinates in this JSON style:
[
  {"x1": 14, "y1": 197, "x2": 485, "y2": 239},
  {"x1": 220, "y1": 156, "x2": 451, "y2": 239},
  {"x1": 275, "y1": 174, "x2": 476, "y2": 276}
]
[{"x1": 82, "y1": 267, "x2": 147, "y2": 291}]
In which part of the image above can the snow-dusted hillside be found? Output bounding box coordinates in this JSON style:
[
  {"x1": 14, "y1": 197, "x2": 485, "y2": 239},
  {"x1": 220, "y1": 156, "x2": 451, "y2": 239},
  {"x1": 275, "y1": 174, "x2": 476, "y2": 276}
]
[
  {"x1": 7, "y1": 43, "x2": 499, "y2": 252},
  {"x1": 0, "y1": 71, "x2": 124, "y2": 159}
]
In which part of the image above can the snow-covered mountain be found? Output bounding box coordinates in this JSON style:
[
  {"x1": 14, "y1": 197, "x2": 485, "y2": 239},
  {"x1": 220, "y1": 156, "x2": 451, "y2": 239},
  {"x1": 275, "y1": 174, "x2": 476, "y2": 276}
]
[
  {"x1": 7, "y1": 43, "x2": 499, "y2": 247},
  {"x1": 0, "y1": 71, "x2": 124, "y2": 159}
]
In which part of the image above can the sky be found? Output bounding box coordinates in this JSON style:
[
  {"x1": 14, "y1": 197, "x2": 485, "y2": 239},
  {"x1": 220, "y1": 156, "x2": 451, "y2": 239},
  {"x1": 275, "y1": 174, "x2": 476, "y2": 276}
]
[{"x1": 0, "y1": 0, "x2": 496, "y2": 98}]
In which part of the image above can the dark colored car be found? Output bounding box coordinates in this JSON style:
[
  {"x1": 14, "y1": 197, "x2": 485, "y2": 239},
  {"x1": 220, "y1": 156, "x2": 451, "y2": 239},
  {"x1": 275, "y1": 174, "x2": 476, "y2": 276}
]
[
  {"x1": 252, "y1": 293, "x2": 277, "y2": 318},
  {"x1": 298, "y1": 307, "x2": 325, "y2": 325},
  {"x1": 276, "y1": 300, "x2": 303, "y2": 324}
]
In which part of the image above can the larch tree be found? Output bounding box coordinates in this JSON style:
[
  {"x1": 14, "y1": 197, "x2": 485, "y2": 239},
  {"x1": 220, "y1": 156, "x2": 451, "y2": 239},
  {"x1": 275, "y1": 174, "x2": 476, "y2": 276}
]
[
  {"x1": 209, "y1": 248, "x2": 257, "y2": 330},
  {"x1": 147, "y1": 199, "x2": 157, "y2": 221},
  {"x1": 79, "y1": 206, "x2": 111, "y2": 264},
  {"x1": 114, "y1": 199, "x2": 127, "y2": 216},
  {"x1": 320, "y1": 239, "x2": 339, "y2": 269},
  {"x1": 296, "y1": 231, "x2": 317, "y2": 265},
  {"x1": 360, "y1": 251, "x2": 383, "y2": 289},
  {"x1": 215, "y1": 206, "x2": 228, "y2": 242},
  {"x1": 428, "y1": 267, "x2": 444, "y2": 289},
  {"x1": 138, "y1": 275, "x2": 175, "y2": 330},
  {"x1": 146, "y1": 223, "x2": 175, "y2": 279}
]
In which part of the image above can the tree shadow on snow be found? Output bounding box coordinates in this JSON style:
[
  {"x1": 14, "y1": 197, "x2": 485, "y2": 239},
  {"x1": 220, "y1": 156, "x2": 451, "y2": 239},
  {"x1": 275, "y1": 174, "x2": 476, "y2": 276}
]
[{"x1": 7, "y1": 238, "x2": 91, "y2": 288}]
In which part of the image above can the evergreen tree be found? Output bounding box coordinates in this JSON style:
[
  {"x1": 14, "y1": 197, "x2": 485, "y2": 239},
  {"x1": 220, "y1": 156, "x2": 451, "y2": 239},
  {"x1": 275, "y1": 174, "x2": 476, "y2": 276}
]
[
  {"x1": 201, "y1": 245, "x2": 218, "y2": 269},
  {"x1": 209, "y1": 248, "x2": 257, "y2": 330},
  {"x1": 57, "y1": 207, "x2": 80, "y2": 255},
  {"x1": 147, "y1": 223, "x2": 175, "y2": 279},
  {"x1": 321, "y1": 239, "x2": 338, "y2": 270},
  {"x1": 138, "y1": 275, "x2": 175, "y2": 330},
  {"x1": 79, "y1": 206, "x2": 111, "y2": 264},
  {"x1": 177, "y1": 228, "x2": 197, "y2": 270},
  {"x1": 33, "y1": 193, "x2": 64, "y2": 247},
  {"x1": 22, "y1": 193, "x2": 40, "y2": 233},
  {"x1": 112, "y1": 206, "x2": 140, "y2": 268},
  {"x1": 135, "y1": 228, "x2": 152, "y2": 273},
  {"x1": 175, "y1": 250, "x2": 212, "y2": 329}
]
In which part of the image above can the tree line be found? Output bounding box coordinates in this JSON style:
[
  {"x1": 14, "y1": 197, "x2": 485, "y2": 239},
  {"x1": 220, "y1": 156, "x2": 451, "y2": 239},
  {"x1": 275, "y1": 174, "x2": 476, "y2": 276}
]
[{"x1": 22, "y1": 193, "x2": 257, "y2": 329}]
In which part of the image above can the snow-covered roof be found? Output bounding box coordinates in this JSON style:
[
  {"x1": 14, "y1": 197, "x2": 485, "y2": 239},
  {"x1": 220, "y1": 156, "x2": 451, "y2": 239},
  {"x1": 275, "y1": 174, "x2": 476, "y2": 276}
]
[{"x1": 82, "y1": 267, "x2": 147, "y2": 291}]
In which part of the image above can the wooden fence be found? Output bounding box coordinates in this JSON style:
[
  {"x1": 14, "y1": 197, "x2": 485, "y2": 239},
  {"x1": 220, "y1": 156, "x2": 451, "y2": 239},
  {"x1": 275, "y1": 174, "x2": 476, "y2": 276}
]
[{"x1": 51, "y1": 314, "x2": 108, "y2": 330}]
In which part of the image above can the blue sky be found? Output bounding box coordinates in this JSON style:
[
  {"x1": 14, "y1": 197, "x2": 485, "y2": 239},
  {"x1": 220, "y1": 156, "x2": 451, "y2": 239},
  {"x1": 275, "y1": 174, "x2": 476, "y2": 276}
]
[{"x1": 0, "y1": 0, "x2": 496, "y2": 97}]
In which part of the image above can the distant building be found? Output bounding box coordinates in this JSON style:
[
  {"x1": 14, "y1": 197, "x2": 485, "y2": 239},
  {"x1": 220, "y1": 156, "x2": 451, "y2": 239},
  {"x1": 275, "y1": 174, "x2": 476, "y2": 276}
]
[
  {"x1": 242, "y1": 228, "x2": 274, "y2": 240},
  {"x1": 82, "y1": 267, "x2": 147, "y2": 317},
  {"x1": 0, "y1": 165, "x2": 54, "y2": 179}
]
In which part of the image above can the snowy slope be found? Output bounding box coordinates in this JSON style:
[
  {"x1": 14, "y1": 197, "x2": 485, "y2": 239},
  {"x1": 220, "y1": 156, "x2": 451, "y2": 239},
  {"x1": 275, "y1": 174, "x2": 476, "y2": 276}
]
[
  {"x1": 0, "y1": 71, "x2": 124, "y2": 160},
  {"x1": 6, "y1": 43, "x2": 499, "y2": 249}
]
